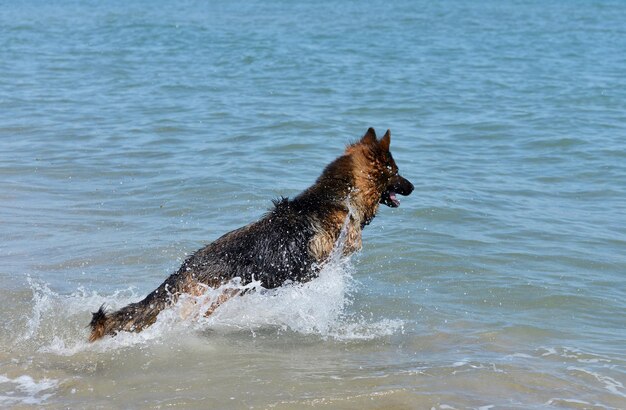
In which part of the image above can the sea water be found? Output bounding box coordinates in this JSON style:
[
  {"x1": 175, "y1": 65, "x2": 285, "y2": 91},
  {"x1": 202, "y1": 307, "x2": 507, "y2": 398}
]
[{"x1": 1, "y1": 0, "x2": 625, "y2": 408}]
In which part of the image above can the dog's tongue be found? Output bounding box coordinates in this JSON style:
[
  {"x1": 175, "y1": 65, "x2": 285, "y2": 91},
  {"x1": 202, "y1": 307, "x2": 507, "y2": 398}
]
[{"x1": 390, "y1": 192, "x2": 400, "y2": 207}]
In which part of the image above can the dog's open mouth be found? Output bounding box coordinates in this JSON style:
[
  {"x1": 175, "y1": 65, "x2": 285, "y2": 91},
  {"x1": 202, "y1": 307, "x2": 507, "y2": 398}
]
[{"x1": 381, "y1": 190, "x2": 401, "y2": 208}]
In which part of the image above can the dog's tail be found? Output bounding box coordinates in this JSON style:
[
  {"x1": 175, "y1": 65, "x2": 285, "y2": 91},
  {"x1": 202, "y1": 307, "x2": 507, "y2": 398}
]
[
  {"x1": 88, "y1": 304, "x2": 110, "y2": 342},
  {"x1": 88, "y1": 297, "x2": 169, "y2": 342},
  {"x1": 88, "y1": 275, "x2": 184, "y2": 342}
]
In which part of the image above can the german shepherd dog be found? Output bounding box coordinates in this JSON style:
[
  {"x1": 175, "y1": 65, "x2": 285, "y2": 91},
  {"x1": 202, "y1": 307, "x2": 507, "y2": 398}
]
[{"x1": 89, "y1": 128, "x2": 413, "y2": 341}]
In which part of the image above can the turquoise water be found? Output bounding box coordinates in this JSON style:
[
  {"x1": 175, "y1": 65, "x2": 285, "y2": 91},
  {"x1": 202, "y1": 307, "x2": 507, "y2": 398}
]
[{"x1": 1, "y1": 0, "x2": 625, "y2": 408}]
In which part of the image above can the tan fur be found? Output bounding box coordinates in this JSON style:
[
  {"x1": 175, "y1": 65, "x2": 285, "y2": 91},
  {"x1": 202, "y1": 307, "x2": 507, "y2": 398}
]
[{"x1": 308, "y1": 224, "x2": 335, "y2": 262}]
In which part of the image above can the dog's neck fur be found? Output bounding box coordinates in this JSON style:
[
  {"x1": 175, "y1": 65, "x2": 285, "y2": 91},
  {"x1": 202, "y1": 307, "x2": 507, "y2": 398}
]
[
  {"x1": 300, "y1": 146, "x2": 382, "y2": 225},
  {"x1": 345, "y1": 144, "x2": 385, "y2": 225}
]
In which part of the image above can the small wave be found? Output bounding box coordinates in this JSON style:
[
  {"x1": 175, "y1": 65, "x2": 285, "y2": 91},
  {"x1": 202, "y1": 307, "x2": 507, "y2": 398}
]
[
  {"x1": 538, "y1": 346, "x2": 615, "y2": 365},
  {"x1": 545, "y1": 398, "x2": 618, "y2": 410},
  {"x1": 567, "y1": 367, "x2": 626, "y2": 399}
]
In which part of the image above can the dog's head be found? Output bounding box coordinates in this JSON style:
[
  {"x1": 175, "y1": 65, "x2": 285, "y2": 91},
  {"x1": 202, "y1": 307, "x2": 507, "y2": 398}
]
[{"x1": 349, "y1": 127, "x2": 414, "y2": 208}]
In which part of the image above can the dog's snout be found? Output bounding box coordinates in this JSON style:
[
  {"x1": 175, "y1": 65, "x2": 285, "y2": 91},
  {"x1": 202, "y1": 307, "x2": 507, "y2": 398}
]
[
  {"x1": 392, "y1": 175, "x2": 414, "y2": 196},
  {"x1": 404, "y1": 179, "x2": 414, "y2": 196}
]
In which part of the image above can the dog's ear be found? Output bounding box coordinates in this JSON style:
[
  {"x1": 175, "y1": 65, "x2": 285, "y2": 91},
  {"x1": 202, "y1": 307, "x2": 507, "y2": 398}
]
[
  {"x1": 380, "y1": 129, "x2": 391, "y2": 151},
  {"x1": 361, "y1": 127, "x2": 377, "y2": 144}
]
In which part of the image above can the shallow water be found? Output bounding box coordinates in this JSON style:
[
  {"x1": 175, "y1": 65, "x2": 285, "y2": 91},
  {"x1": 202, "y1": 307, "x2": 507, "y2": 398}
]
[{"x1": 1, "y1": 0, "x2": 626, "y2": 408}]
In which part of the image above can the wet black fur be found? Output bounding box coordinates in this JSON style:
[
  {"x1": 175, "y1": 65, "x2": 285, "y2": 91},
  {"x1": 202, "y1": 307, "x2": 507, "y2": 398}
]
[{"x1": 180, "y1": 196, "x2": 322, "y2": 289}]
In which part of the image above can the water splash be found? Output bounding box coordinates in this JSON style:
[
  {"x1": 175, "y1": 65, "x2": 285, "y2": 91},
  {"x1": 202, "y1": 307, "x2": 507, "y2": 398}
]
[{"x1": 16, "y1": 210, "x2": 403, "y2": 354}]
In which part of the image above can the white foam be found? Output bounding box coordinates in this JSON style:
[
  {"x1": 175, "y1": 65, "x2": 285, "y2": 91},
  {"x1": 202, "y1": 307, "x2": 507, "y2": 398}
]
[
  {"x1": 0, "y1": 374, "x2": 59, "y2": 406},
  {"x1": 505, "y1": 353, "x2": 533, "y2": 359},
  {"x1": 180, "y1": 262, "x2": 404, "y2": 341}
]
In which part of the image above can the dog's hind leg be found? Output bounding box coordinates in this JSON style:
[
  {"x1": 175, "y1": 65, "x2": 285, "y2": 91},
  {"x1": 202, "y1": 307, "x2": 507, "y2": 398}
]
[{"x1": 203, "y1": 288, "x2": 241, "y2": 317}]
